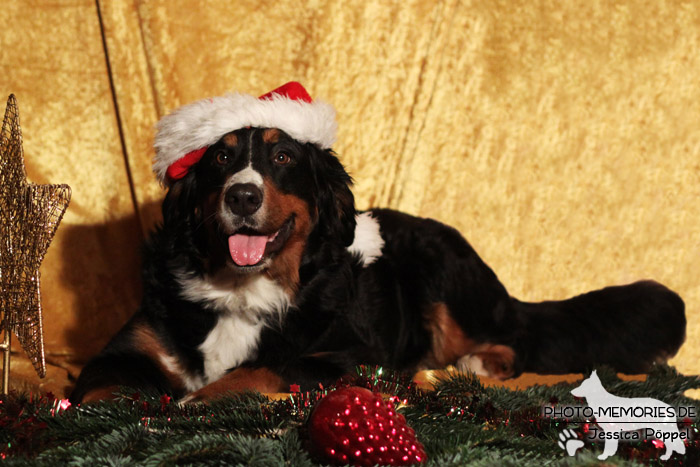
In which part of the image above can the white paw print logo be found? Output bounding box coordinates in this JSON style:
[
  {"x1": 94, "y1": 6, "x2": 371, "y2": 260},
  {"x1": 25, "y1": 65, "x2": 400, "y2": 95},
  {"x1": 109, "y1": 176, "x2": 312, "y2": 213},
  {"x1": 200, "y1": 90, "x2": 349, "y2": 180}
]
[{"x1": 558, "y1": 428, "x2": 584, "y2": 456}]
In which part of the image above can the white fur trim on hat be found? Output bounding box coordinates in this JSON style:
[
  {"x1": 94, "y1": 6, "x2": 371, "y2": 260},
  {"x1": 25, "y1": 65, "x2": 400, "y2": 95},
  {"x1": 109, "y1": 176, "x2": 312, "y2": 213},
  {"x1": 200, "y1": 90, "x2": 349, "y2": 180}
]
[{"x1": 153, "y1": 92, "x2": 337, "y2": 183}]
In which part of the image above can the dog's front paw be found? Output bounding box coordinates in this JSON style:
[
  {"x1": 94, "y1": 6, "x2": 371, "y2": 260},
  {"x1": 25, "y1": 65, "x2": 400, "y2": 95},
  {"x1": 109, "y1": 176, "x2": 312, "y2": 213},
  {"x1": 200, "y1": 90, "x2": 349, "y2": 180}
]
[
  {"x1": 177, "y1": 394, "x2": 196, "y2": 406},
  {"x1": 178, "y1": 390, "x2": 210, "y2": 406}
]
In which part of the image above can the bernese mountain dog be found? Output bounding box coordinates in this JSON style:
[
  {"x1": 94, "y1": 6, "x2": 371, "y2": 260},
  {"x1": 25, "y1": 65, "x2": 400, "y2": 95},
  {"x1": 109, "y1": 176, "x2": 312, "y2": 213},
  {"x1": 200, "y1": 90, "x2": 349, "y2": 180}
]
[{"x1": 70, "y1": 83, "x2": 686, "y2": 404}]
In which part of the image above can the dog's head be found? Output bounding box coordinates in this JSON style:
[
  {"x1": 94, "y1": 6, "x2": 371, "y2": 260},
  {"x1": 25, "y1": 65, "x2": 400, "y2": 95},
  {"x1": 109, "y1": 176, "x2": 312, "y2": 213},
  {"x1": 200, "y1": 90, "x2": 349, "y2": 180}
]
[
  {"x1": 570, "y1": 370, "x2": 603, "y2": 398},
  {"x1": 161, "y1": 127, "x2": 356, "y2": 287}
]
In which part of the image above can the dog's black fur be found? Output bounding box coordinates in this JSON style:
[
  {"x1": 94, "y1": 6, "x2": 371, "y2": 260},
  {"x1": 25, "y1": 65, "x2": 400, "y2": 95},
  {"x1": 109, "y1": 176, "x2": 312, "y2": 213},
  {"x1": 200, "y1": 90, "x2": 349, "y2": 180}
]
[{"x1": 71, "y1": 128, "x2": 686, "y2": 403}]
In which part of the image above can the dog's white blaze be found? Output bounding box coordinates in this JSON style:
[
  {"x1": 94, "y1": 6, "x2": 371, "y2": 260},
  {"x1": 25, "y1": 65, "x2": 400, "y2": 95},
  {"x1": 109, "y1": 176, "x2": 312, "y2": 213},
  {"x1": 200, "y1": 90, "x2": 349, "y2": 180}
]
[
  {"x1": 230, "y1": 165, "x2": 263, "y2": 187},
  {"x1": 158, "y1": 353, "x2": 204, "y2": 392},
  {"x1": 347, "y1": 212, "x2": 384, "y2": 267},
  {"x1": 176, "y1": 272, "x2": 290, "y2": 383}
]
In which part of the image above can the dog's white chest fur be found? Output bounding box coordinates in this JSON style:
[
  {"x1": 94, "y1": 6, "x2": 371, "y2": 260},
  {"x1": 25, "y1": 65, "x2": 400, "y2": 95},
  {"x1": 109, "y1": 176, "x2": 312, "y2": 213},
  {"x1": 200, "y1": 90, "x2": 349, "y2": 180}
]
[
  {"x1": 198, "y1": 313, "x2": 264, "y2": 383},
  {"x1": 177, "y1": 271, "x2": 290, "y2": 384}
]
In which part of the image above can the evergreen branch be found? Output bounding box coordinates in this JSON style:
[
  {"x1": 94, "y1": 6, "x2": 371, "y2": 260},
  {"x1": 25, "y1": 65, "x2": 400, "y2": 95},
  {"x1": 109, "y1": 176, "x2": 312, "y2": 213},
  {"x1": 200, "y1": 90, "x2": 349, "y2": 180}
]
[{"x1": 1, "y1": 364, "x2": 698, "y2": 465}]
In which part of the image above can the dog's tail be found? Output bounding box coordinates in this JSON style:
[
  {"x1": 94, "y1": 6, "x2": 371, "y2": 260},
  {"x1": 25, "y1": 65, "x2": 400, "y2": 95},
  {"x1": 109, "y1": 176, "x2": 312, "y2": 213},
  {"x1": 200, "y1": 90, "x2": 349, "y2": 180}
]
[{"x1": 513, "y1": 280, "x2": 686, "y2": 374}]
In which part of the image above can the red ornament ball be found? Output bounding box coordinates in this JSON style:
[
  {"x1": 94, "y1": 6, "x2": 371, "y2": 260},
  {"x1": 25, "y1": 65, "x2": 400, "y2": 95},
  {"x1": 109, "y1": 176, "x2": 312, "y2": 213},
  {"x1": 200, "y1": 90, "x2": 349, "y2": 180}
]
[{"x1": 308, "y1": 386, "x2": 426, "y2": 466}]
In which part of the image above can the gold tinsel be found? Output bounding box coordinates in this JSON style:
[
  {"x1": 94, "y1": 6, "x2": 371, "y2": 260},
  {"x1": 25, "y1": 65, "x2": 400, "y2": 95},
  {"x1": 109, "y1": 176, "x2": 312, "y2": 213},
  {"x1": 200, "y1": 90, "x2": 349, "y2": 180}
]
[{"x1": 0, "y1": 95, "x2": 71, "y2": 379}]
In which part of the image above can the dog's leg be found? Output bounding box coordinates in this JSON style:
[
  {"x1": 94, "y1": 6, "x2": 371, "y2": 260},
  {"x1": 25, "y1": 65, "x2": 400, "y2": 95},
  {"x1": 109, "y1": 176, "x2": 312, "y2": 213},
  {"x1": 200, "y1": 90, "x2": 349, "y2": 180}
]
[
  {"x1": 79, "y1": 385, "x2": 121, "y2": 403},
  {"x1": 423, "y1": 302, "x2": 517, "y2": 379},
  {"x1": 71, "y1": 321, "x2": 190, "y2": 404},
  {"x1": 660, "y1": 448, "x2": 672, "y2": 461},
  {"x1": 180, "y1": 367, "x2": 285, "y2": 404},
  {"x1": 661, "y1": 431, "x2": 686, "y2": 460},
  {"x1": 598, "y1": 436, "x2": 618, "y2": 460}
]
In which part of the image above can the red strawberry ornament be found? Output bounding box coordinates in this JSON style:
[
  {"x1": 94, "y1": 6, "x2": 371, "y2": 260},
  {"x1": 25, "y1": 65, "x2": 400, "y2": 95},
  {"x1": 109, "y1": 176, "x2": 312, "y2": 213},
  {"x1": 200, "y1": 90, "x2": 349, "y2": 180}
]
[{"x1": 308, "y1": 386, "x2": 426, "y2": 466}]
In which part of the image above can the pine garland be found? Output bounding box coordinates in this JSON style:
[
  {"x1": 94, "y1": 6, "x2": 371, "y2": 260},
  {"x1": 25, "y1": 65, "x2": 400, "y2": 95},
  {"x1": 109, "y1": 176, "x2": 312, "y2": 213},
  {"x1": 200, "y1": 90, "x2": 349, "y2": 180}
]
[{"x1": 2, "y1": 365, "x2": 699, "y2": 466}]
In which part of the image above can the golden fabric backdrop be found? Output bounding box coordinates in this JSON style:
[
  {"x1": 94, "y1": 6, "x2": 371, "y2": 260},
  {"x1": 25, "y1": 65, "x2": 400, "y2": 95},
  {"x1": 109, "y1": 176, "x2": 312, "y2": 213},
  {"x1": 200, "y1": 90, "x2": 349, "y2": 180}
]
[{"x1": 2, "y1": 0, "x2": 699, "y2": 395}]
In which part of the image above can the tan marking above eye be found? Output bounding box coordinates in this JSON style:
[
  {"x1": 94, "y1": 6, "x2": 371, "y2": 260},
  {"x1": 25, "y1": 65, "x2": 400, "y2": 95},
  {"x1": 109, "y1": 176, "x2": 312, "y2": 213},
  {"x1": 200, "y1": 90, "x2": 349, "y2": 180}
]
[
  {"x1": 223, "y1": 133, "x2": 238, "y2": 147},
  {"x1": 263, "y1": 128, "x2": 280, "y2": 143}
]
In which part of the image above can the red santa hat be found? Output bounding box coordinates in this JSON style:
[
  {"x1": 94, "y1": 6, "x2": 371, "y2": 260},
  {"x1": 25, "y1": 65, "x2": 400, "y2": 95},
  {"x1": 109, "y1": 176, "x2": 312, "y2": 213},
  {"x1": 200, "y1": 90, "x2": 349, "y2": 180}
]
[{"x1": 153, "y1": 82, "x2": 337, "y2": 184}]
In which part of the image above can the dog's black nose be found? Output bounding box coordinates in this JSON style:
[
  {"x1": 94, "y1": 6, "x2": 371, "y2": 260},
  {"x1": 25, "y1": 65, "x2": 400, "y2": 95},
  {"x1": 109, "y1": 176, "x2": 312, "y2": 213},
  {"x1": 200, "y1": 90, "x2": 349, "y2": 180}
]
[{"x1": 225, "y1": 183, "x2": 263, "y2": 217}]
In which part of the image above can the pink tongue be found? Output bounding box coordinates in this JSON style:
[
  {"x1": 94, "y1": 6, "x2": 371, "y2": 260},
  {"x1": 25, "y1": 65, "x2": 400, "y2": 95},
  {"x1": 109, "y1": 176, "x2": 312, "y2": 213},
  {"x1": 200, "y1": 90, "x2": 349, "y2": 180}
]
[{"x1": 228, "y1": 234, "x2": 269, "y2": 266}]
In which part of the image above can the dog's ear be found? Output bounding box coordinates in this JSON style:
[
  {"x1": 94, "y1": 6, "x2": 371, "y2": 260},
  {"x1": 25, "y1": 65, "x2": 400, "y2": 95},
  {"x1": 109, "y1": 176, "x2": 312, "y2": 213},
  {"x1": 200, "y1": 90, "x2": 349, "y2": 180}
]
[
  {"x1": 161, "y1": 171, "x2": 200, "y2": 229},
  {"x1": 310, "y1": 148, "x2": 356, "y2": 247}
]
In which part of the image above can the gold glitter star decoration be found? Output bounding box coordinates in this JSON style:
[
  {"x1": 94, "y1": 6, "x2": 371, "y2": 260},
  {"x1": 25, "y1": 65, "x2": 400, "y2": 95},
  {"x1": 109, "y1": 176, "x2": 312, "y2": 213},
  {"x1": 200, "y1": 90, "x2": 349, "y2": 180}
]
[{"x1": 0, "y1": 95, "x2": 71, "y2": 393}]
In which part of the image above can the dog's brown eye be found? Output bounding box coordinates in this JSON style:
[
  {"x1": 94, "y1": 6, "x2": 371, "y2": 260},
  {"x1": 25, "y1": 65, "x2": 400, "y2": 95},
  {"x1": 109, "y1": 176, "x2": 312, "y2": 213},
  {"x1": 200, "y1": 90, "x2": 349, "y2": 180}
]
[
  {"x1": 215, "y1": 151, "x2": 230, "y2": 166},
  {"x1": 273, "y1": 152, "x2": 292, "y2": 165}
]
